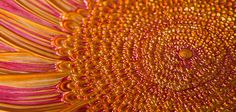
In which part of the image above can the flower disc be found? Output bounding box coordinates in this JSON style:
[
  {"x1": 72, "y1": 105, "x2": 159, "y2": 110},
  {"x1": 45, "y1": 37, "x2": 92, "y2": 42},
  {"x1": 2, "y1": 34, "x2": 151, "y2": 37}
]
[{"x1": 57, "y1": 0, "x2": 236, "y2": 111}]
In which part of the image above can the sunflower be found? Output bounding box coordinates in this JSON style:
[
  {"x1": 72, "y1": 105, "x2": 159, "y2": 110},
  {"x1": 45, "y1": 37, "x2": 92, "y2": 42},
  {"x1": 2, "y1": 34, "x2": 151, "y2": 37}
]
[{"x1": 0, "y1": 0, "x2": 235, "y2": 112}]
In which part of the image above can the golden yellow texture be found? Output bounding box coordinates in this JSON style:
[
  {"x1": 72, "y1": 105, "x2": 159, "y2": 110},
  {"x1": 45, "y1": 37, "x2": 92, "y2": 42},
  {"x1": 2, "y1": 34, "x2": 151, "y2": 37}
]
[{"x1": 55, "y1": 0, "x2": 236, "y2": 111}]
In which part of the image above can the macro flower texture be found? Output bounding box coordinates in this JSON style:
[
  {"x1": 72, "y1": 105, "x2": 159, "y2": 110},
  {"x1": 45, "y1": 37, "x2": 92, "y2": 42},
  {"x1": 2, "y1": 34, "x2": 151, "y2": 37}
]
[{"x1": 0, "y1": 0, "x2": 235, "y2": 112}]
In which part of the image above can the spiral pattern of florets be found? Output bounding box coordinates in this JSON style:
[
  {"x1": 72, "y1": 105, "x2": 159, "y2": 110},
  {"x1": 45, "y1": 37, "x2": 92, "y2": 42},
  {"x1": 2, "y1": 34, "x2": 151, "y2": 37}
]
[{"x1": 56, "y1": 0, "x2": 236, "y2": 111}]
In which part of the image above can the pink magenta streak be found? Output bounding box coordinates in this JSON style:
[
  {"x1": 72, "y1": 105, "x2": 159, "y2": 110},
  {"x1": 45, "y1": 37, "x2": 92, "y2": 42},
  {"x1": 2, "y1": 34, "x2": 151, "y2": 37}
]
[
  {"x1": 0, "y1": 99, "x2": 61, "y2": 105},
  {"x1": 0, "y1": 85, "x2": 55, "y2": 91},
  {"x1": 0, "y1": 85, "x2": 57, "y2": 96},
  {"x1": 0, "y1": 42, "x2": 16, "y2": 52},
  {"x1": 0, "y1": 94, "x2": 61, "y2": 101},
  {"x1": 0, "y1": 61, "x2": 55, "y2": 72},
  {"x1": 0, "y1": 20, "x2": 53, "y2": 49},
  {"x1": 0, "y1": 0, "x2": 61, "y2": 30},
  {"x1": 0, "y1": 90, "x2": 62, "y2": 101},
  {"x1": 0, "y1": 94, "x2": 60, "y2": 102},
  {"x1": 0, "y1": 89, "x2": 58, "y2": 97},
  {"x1": 0, "y1": 85, "x2": 62, "y2": 105}
]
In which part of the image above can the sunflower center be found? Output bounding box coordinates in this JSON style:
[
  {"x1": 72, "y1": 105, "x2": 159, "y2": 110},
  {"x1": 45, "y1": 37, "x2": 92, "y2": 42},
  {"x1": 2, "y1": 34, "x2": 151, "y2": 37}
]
[
  {"x1": 56, "y1": 0, "x2": 236, "y2": 111},
  {"x1": 179, "y1": 48, "x2": 193, "y2": 59}
]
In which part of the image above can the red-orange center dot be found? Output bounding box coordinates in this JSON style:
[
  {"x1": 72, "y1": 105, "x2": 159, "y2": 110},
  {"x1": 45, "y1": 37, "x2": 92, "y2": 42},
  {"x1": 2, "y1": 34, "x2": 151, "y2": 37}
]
[{"x1": 179, "y1": 48, "x2": 193, "y2": 60}]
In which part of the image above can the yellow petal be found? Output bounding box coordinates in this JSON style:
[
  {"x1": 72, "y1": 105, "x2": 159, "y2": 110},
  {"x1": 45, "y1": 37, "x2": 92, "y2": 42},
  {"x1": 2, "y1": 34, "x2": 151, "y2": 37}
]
[{"x1": 0, "y1": 72, "x2": 67, "y2": 88}]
